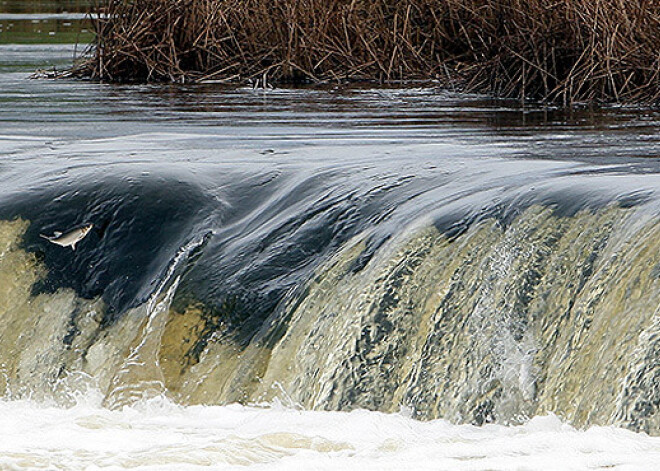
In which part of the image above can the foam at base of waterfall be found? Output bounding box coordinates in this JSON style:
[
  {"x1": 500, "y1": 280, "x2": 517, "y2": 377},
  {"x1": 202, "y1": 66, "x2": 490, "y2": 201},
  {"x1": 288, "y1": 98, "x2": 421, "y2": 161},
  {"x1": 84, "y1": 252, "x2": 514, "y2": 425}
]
[{"x1": 1, "y1": 394, "x2": 659, "y2": 471}]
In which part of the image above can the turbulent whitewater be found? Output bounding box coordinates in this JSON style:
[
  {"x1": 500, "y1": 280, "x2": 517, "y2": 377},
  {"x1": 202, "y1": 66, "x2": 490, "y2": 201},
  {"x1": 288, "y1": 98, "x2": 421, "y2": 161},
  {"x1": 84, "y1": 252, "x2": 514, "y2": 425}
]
[
  {"x1": 2, "y1": 43, "x2": 660, "y2": 469},
  {"x1": 4, "y1": 396, "x2": 660, "y2": 471}
]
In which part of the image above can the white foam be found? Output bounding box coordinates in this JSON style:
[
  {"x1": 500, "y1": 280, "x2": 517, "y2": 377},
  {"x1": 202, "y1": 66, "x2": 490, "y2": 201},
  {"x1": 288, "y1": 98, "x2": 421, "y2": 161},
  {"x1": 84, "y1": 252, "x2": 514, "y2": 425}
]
[{"x1": 1, "y1": 395, "x2": 659, "y2": 470}]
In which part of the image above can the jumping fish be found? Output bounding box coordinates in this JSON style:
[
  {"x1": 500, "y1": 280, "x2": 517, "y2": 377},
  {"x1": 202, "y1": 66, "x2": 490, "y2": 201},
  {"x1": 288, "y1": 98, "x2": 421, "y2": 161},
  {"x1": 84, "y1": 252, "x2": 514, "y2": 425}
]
[{"x1": 40, "y1": 223, "x2": 93, "y2": 250}]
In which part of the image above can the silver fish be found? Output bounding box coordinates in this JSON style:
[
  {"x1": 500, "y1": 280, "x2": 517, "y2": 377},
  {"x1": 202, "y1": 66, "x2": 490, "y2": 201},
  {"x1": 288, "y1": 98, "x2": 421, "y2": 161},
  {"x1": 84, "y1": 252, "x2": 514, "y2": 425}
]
[{"x1": 40, "y1": 223, "x2": 93, "y2": 250}]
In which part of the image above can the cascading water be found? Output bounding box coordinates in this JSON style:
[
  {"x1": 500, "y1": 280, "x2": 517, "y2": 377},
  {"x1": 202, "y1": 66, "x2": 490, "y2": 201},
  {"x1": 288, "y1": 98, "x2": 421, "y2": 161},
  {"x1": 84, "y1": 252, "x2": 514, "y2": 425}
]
[{"x1": 1, "y1": 142, "x2": 660, "y2": 435}]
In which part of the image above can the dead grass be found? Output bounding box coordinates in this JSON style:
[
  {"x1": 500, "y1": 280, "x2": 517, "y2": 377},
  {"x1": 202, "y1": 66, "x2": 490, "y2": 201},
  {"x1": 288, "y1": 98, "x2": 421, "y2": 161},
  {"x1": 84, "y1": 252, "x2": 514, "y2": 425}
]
[{"x1": 69, "y1": 0, "x2": 660, "y2": 105}]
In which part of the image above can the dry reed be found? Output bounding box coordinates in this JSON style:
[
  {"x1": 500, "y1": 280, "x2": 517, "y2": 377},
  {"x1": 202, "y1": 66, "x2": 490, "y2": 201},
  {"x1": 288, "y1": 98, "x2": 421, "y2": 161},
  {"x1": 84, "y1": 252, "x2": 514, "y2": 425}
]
[{"x1": 70, "y1": 0, "x2": 660, "y2": 105}]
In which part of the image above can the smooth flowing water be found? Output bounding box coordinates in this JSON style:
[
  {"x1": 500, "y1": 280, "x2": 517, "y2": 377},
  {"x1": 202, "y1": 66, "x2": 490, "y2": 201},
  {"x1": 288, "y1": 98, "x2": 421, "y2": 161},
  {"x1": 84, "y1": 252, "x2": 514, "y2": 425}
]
[{"x1": 2, "y1": 7, "x2": 660, "y2": 469}]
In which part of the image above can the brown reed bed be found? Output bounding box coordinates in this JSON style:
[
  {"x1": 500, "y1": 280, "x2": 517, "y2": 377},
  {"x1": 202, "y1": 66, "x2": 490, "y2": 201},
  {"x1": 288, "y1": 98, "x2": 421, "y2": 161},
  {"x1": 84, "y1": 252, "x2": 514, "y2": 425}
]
[{"x1": 68, "y1": 0, "x2": 660, "y2": 105}]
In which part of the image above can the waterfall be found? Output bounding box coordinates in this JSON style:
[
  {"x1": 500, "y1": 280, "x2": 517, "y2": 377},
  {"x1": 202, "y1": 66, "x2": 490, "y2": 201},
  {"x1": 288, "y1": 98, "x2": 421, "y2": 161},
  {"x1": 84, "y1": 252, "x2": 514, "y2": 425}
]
[{"x1": 1, "y1": 199, "x2": 658, "y2": 432}]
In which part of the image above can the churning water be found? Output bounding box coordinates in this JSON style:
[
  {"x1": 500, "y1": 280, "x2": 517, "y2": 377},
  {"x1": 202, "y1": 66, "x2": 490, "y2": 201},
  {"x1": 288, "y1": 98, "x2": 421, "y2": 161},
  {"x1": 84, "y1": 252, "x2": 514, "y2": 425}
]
[
  {"x1": 2, "y1": 38, "x2": 660, "y2": 469},
  {"x1": 4, "y1": 395, "x2": 660, "y2": 471}
]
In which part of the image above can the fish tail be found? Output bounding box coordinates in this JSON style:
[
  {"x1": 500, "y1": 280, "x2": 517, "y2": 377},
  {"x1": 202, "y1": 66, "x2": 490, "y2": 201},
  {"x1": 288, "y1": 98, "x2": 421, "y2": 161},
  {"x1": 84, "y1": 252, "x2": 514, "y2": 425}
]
[{"x1": 40, "y1": 234, "x2": 50, "y2": 240}]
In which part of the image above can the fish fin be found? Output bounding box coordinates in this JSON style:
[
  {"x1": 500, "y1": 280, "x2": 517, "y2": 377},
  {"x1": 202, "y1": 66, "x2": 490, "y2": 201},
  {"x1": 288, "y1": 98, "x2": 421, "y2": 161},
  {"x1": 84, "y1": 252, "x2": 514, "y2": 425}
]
[
  {"x1": 40, "y1": 233, "x2": 50, "y2": 240},
  {"x1": 54, "y1": 231, "x2": 62, "y2": 237},
  {"x1": 71, "y1": 243, "x2": 76, "y2": 251}
]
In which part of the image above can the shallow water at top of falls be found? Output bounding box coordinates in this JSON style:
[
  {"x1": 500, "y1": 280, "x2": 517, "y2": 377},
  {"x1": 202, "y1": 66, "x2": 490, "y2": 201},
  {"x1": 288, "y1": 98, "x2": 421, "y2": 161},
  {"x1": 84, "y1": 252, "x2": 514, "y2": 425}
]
[{"x1": 1, "y1": 43, "x2": 660, "y2": 159}]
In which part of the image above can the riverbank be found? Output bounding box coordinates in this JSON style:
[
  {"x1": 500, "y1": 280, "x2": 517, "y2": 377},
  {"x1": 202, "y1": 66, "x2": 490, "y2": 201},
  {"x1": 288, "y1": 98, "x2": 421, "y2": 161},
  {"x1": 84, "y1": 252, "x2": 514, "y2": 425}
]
[{"x1": 66, "y1": 0, "x2": 660, "y2": 105}]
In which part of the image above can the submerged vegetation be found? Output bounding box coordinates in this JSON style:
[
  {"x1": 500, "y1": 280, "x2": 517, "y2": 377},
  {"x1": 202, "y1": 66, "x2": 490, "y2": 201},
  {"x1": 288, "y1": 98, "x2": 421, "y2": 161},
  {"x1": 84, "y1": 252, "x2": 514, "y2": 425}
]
[{"x1": 71, "y1": 0, "x2": 660, "y2": 104}]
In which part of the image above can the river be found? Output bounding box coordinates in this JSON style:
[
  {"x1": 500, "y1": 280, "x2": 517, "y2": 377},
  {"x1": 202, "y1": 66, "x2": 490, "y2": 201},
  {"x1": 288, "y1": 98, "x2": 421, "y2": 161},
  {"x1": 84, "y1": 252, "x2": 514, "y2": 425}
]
[{"x1": 2, "y1": 4, "x2": 660, "y2": 470}]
